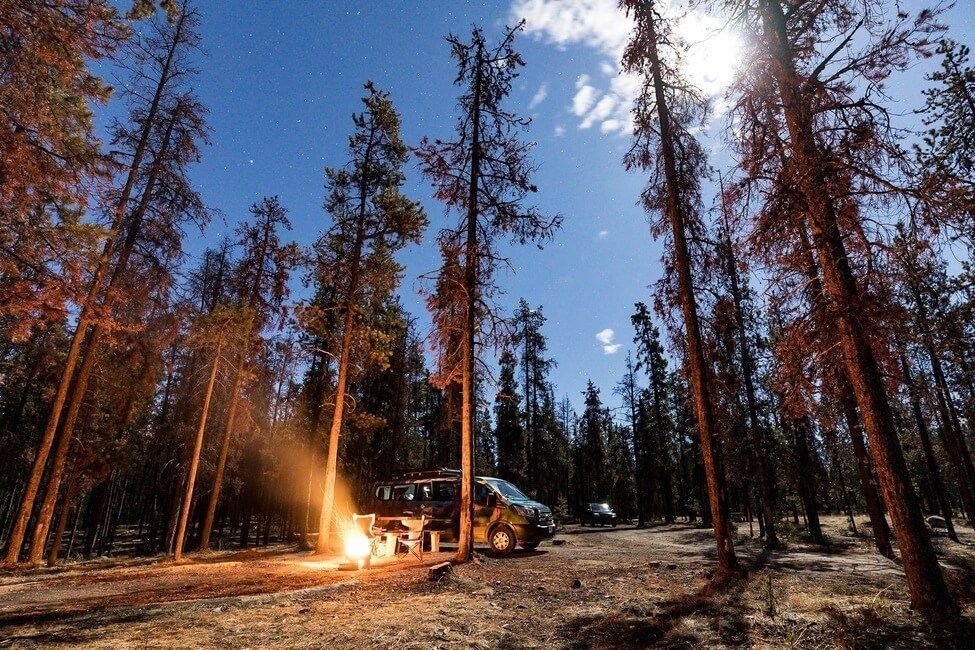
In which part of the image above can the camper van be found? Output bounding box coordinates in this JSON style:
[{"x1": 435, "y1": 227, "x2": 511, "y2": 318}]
[{"x1": 371, "y1": 468, "x2": 556, "y2": 554}]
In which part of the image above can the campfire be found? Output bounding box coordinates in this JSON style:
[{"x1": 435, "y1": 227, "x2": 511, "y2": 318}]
[
  {"x1": 343, "y1": 532, "x2": 371, "y2": 569},
  {"x1": 339, "y1": 514, "x2": 376, "y2": 570}
]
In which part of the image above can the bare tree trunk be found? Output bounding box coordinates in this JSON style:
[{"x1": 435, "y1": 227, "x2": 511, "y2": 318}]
[
  {"x1": 719, "y1": 205, "x2": 780, "y2": 549},
  {"x1": 926, "y1": 343, "x2": 975, "y2": 525},
  {"x1": 825, "y1": 429, "x2": 858, "y2": 536},
  {"x1": 315, "y1": 122, "x2": 377, "y2": 556},
  {"x1": 900, "y1": 351, "x2": 959, "y2": 542},
  {"x1": 24, "y1": 113, "x2": 179, "y2": 566},
  {"x1": 46, "y1": 464, "x2": 82, "y2": 566},
  {"x1": 791, "y1": 417, "x2": 824, "y2": 543},
  {"x1": 796, "y1": 224, "x2": 893, "y2": 556},
  {"x1": 644, "y1": 8, "x2": 736, "y2": 572},
  {"x1": 174, "y1": 343, "x2": 222, "y2": 561},
  {"x1": 455, "y1": 42, "x2": 484, "y2": 565},
  {"x1": 199, "y1": 357, "x2": 243, "y2": 551},
  {"x1": 839, "y1": 381, "x2": 894, "y2": 558}
]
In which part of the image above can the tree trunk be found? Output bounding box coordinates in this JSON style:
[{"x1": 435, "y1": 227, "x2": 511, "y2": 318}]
[
  {"x1": 925, "y1": 342, "x2": 975, "y2": 525},
  {"x1": 198, "y1": 357, "x2": 243, "y2": 552},
  {"x1": 626, "y1": 371, "x2": 648, "y2": 527},
  {"x1": 2, "y1": 13, "x2": 186, "y2": 567},
  {"x1": 826, "y1": 432, "x2": 858, "y2": 536},
  {"x1": 83, "y1": 480, "x2": 110, "y2": 560},
  {"x1": 791, "y1": 417, "x2": 824, "y2": 543},
  {"x1": 900, "y1": 350, "x2": 959, "y2": 542},
  {"x1": 719, "y1": 211, "x2": 780, "y2": 548},
  {"x1": 174, "y1": 342, "x2": 222, "y2": 560},
  {"x1": 24, "y1": 113, "x2": 179, "y2": 566},
  {"x1": 644, "y1": 9, "x2": 736, "y2": 572},
  {"x1": 758, "y1": 0, "x2": 956, "y2": 619},
  {"x1": 455, "y1": 42, "x2": 484, "y2": 565},
  {"x1": 315, "y1": 121, "x2": 377, "y2": 555},
  {"x1": 839, "y1": 381, "x2": 894, "y2": 557},
  {"x1": 46, "y1": 464, "x2": 82, "y2": 566}
]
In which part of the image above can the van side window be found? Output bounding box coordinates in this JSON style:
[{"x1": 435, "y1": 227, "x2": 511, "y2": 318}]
[
  {"x1": 432, "y1": 481, "x2": 454, "y2": 501},
  {"x1": 375, "y1": 485, "x2": 391, "y2": 500},
  {"x1": 417, "y1": 483, "x2": 432, "y2": 501},
  {"x1": 474, "y1": 483, "x2": 491, "y2": 505},
  {"x1": 392, "y1": 484, "x2": 415, "y2": 501}
]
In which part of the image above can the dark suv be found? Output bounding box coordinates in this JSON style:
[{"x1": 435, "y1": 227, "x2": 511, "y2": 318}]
[{"x1": 581, "y1": 503, "x2": 617, "y2": 527}]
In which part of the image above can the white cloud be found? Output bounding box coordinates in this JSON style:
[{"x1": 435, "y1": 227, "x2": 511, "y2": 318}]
[
  {"x1": 512, "y1": 0, "x2": 631, "y2": 57},
  {"x1": 596, "y1": 328, "x2": 622, "y2": 354},
  {"x1": 579, "y1": 94, "x2": 617, "y2": 129},
  {"x1": 510, "y1": 0, "x2": 741, "y2": 134},
  {"x1": 597, "y1": 229, "x2": 608, "y2": 239},
  {"x1": 529, "y1": 83, "x2": 548, "y2": 109},
  {"x1": 572, "y1": 75, "x2": 597, "y2": 116},
  {"x1": 554, "y1": 125, "x2": 566, "y2": 136}
]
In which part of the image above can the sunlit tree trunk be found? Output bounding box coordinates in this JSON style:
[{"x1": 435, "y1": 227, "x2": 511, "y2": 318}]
[
  {"x1": 838, "y1": 380, "x2": 894, "y2": 558},
  {"x1": 174, "y1": 341, "x2": 222, "y2": 561},
  {"x1": 758, "y1": 0, "x2": 956, "y2": 619},
  {"x1": 316, "y1": 227, "x2": 365, "y2": 554},
  {"x1": 24, "y1": 113, "x2": 179, "y2": 565},
  {"x1": 456, "y1": 46, "x2": 482, "y2": 564},
  {"x1": 642, "y1": 5, "x2": 736, "y2": 572}
]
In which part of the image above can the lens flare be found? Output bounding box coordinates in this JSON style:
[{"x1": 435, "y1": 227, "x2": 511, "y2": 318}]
[{"x1": 344, "y1": 533, "x2": 371, "y2": 568}]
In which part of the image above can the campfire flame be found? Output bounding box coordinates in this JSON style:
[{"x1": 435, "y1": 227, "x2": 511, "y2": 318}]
[{"x1": 344, "y1": 533, "x2": 371, "y2": 568}]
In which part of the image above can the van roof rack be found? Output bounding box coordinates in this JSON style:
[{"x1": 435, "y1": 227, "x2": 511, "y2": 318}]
[{"x1": 389, "y1": 467, "x2": 461, "y2": 480}]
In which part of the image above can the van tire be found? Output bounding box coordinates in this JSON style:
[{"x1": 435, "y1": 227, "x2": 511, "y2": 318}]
[
  {"x1": 489, "y1": 525, "x2": 516, "y2": 555},
  {"x1": 522, "y1": 542, "x2": 539, "y2": 551}
]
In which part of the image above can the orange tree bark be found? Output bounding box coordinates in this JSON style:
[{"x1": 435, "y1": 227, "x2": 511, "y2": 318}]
[
  {"x1": 174, "y1": 340, "x2": 222, "y2": 561},
  {"x1": 2, "y1": 9, "x2": 188, "y2": 567},
  {"x1": 641, "y1": 2, "x2": 736, "y2": 572},
  {"x1": 758, "y1": 0, "x2": 957, "y2": 620},
  {"x1": 24, "y1": 113, "x2": 179, "y2": 566},
  {"x1": 838, "y1": 379, "x2": 895, "y2": 558},
  {"x1": 454, "y1": 41, "x2": 482, "y2": 564},
  {"x1": 315, "y1": 226, "x2": 365, "y2": 555}
]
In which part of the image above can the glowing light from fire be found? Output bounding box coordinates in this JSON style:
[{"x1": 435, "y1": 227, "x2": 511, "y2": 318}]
[{"x1": 344, "y1": 532, "x2": 371, "y2": 568}]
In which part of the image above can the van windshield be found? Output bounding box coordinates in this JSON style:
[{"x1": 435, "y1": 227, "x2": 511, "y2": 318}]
[{"x1": 485, "y1": 479, "x2": 529, "y2": 501}]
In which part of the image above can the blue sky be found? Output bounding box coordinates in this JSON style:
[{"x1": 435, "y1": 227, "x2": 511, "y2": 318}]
[{"x1": 178, "y1": 0, "x2": 974, "y2": 414}]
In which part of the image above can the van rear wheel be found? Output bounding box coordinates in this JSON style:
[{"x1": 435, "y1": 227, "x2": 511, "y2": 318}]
[{"x1": 489, "y1": 525, "x2": 516, "y2": 555}]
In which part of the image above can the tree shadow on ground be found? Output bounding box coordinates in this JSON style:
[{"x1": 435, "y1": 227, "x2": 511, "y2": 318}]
[
  {"x1": 560, "y1": 554, "x2": 768, "y2": 649},
  {"x1": 824, "y1": 604, "x2": 975, "y2": 649}
]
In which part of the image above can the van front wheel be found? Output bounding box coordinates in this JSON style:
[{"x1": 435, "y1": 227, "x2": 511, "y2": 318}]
[{"x1": 489, "y1": 525, "x2": 516, "y2": 555}]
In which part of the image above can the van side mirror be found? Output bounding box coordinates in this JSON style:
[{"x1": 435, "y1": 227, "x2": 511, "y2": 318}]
[{"x1": 485, "y1": 493, "x2": 497, "y2": 508}]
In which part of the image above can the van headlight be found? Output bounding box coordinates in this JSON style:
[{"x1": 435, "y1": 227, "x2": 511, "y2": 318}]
[{"x1": 514, "y1": 505, "x2": 538, "y2": 520}]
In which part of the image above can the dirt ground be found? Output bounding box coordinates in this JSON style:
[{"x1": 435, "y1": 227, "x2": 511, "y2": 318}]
[{"x1": 1, "y1": 516, "x2": 974, "y2": 648}]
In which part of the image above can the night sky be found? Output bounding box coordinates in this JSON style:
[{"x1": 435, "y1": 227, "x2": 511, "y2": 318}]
[{"x1": 170, "y1": 0, "x2": 974, "y2": 412}]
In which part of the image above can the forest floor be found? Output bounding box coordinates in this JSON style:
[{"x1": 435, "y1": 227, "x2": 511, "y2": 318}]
[{"x1": 1, "y1": 515, "x2": 974, "y2": 648}]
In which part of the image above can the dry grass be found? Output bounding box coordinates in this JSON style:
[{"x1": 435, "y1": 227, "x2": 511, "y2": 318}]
[{"x1": 1, "y1": 516, "x2": 974, "y2": 648}]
